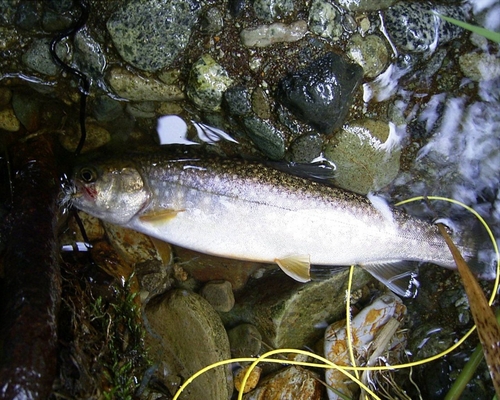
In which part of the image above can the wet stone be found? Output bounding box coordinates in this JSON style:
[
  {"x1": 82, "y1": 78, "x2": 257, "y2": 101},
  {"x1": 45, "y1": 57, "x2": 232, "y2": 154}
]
[
  {"x1": 253, "y1": 0, "x2": 294, "y2": 22},
  {"x1": 15, "y1": 0, "x2": 42, "y2": 31},
  {"x1": 200, "y1": 7, "x2": 224, "y2": 34},
  {"x1": 347, "y1": 34, "x2": 389, "y2": 78},
  {"x1": 145, "y1": 289, "x2": 233, "y2": 400},
  {"x1": 187, "y1": 54, "x2": 234, "y2": 112},
  {"x1": 224, "y1": 86, "x2": 252, "y2": 116},
  {"x1": 240, "y1": 21, "x2": 308, "y2": 48},
  {"x1": 384, "y1": 2, "x2": 467, "y2": 54},
  {"x1": 22, "y1": 37, "x2": 70, "y2": 76},
  {"x1": 276, "y1": 52, "x2": 363, "y2": 134},
  {"x1": 72, "y1": 28, "x2": 106, "y2": 82},
  {"x1": 324, "y1": 119, "x2": 401, "y2": 194},
  {"x1": 242, "y1": 116, "x2": 285, "y2": 160},
  {"x1": 228, "y1": 0, "x2": 246, "y2": 17},
  {"x1": 59, "y1": 120, "x2": 111, "y2": 154},
  {"x1": 200, "y1": 280, "x2": 235, "y2": 312},
  {"x1": 251, "y1": 87, "x2": 271, "y2": 120},
  {"x1": 336, "y1": 0, "x2": 396, "y2": 12},
  {"x1": 41, "y1": 6, "x2": 74, "y2": 32},
  {"x1": 0, "y1": 108, "x2": 20, "y2": 132},
  {"x1": 92, "y1": 96, "x2": 123, "y2": 122},
  {"x1": 11, "y1": 91, "x2": 41, "y2": 132},
  {"x1": 288, "y1": 133, "x2": 323, "y2": 163},
  {"x1": 106, "y1": 0, "x2": 201, "y2": 72},
  {"x1": 308, "y1": 0, "x2": 342, "y2": 41},
  {"x1": 459, "y1": 52, "x2": 500, "y2": 82},
  {"x1": 227, "y1": 323, "x2": 262, "y2": 358}
]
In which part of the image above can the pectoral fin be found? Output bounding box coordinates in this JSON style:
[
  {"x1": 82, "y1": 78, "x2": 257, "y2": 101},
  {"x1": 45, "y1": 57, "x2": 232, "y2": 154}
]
[
  {"x1": 361, "y1": 261, "x2": 420, "y2": 298},
  {"x1": 275, "y1": 255, "x2": 311, "y2": 283},
  {"x1": 139, "y1": 209, "x2": 185, "y2": 224}
]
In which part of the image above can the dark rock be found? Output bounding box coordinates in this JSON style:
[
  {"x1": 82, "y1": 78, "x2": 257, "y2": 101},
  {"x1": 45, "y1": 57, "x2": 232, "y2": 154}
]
[
  {"x1": 288, "y1": 133, "x2": 323, "y2": 163},
  {"x1": 200, "y1": 280, "x2": 235, "y2": 312},
  {"x1": 227, "y1": 323, "x2": 262, "y2": 358},
  {"x1": 224, "y1": 86, "x2": 252, "y2": 116},
  {"x1": 276, "y1": 52, "x2": 363, "y2": 134},
  {"x1": 228, "y1": 0, "x2": 246, "y2": 17},
  {"x1": 242, "y1": 116, "x2": 285, "y2": 160},
  {"x1": 15, "y1": 0, "x2": 42, "y2": 31}
]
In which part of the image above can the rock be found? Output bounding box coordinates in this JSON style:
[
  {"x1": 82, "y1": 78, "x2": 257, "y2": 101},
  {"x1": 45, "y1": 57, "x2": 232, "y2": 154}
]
[
  {"x1": 145, "y1": 289, "x2": 233, "y2": 400},
  {"x1": 324, "y1": 292, "x2": 407, "y2": 400},
  {"x1": 324, "y1": 119, "x2": 401, "y2": 194},
  {"x1": 22, "y1": 37, "x2": 70, "y2": 76},
  {"x1": 253, "y1": 0, "x2": 294, "y2": 22},
  {"x1": 251, "y1": 87, "x2": 271, "y2": 119},
  {"x1": 0, "y1": 107, "x2": 20, "y2": 132},
  {"x1": 384, "y1": 2, "x2": 467, "y2": 54},
  {"x1": 187, "y1": 54, "x2": 234, "y2": 112},
  {"x1": 221, "y1": 268, "x2": 371, "y2": 349},
  {"x1": 11, "y1": 91, "x2": 41, "y2": 132},
  {"x1": 15, "y1": 0, "x2": 42, "y2": 31},
  {"x1": 288, "y1": 132, "x2": 323, "y2": 163},
  {"x1": 347, "y1": 34, "x2": 389, "y2": 78},
  {"x1": 106, "y1": 0, "x2": 201, "y2": 71},
  {"x1": 244, "y1": 366, "x2": 323, "y2": 399},
  {"x1": 276, "y1": 52, "x2": 363, "y2": 134},
  {"x1": 200, "y1": 280, "x2": 235, "y2": 312},
  {"x1": 227, "y1": 323, "x2": 262, "y2": 358},
  {"x1": 228, "y1": 0, "x2": 246, "y2": 17},
  {"x1": 200, "y1": 7, "x2": 224, "y2": 34},
  {"x1": 0, "y1": 88, "x2": 11, "y2": 107},
  {"x1": 336, "y1": 0, "x2": 397, "y2": 12},
  {"x1": 235, "y1": 366, "x2": 262, "y2": 394},
  {"x1": 72, "y1": 28, "x2": 106, "y2": 82},
  {"x1": 92, "y1": 95, "x2": 124, "y2": 122},
  {"x1": 242, "y1": 116, "x2": 285, "y2": 160},
  {"x1": 224, "y1": 86, "x2": 252, "y2": 116},
  {"x1": 107, "y1": 67, "x2": 184, "y2": 101},
  {"x1": 459, "y1": 52, "x2": 500, "y2": 82},
  {"x1": 59, "y1": 120, "x2": 111, "y2": 153},
  {"x1": 240, "y1": 21, "x2": 308, "y2": 48},
  {"x1": 308, "y1": 0, "x2": 342, "y2": 41}
]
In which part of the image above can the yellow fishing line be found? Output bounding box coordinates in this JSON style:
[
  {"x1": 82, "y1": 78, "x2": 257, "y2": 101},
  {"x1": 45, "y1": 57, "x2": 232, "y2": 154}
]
[
  {"x1": 345, "y1": 265, "x2": 360, "y2": 381},
  {"x1": 171, "y1": 195, "x2": 499, "y2": 398}
]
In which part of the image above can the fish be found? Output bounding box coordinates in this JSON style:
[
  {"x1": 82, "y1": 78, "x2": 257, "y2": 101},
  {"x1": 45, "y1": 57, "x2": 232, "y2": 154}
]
[{"x1": 66, "y1": 150, "x2": 477, "y2": 297}]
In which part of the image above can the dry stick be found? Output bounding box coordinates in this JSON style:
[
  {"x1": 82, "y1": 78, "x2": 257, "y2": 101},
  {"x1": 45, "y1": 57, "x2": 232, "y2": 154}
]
[{"x1": 437, "y1": 224, "x2": 500, "y2": 397}]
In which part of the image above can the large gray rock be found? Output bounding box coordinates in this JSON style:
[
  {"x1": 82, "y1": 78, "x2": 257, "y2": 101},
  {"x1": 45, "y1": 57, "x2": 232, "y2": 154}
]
[{"x1": 107, "y1": 0, "x2": 201, "y2": 71}]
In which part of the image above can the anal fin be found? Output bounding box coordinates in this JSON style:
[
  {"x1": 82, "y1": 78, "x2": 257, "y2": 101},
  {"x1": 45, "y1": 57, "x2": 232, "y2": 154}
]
[
  {"x1": 139, "y1": 209, "x2": 185, "y2": 224},
  {"x1": 275, "y1": 255, "x2": 311, "y2": 283},
  {"x1": 360, "y1": 261, "x2": 420, "y2": 298}
]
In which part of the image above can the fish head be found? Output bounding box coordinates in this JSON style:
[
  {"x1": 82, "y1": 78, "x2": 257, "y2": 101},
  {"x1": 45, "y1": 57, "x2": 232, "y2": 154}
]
[{"x1": 70, "y1": 161, "x2": 150, "y2": 225}]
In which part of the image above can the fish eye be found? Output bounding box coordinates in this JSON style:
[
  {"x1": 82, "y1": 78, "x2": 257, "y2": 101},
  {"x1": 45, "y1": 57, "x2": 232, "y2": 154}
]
[{"x1": 79, "y1": 167, "x2": 97, "y2": 183}]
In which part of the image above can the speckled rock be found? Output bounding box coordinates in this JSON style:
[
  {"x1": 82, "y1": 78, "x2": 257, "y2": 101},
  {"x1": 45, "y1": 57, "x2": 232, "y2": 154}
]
[
  {"x1": 22, "y1": 37, "x2": 69, "y2": 76},
  {"x1": 459, "y1": 52, "x2": 500, "y2": 82},
  {"x1": 0, "y1": 107, "x2": 20, "y2": 131},
  {"x1": 224, "y1": 86, "x2": 252, "y2": 116},
  {"x1": 347, "y1": 34, "x2": 389, "y2": 78},
  {"x1": 324, "y1": 119, "x2": 401, "y2": 194},
  {"x1": 72, "y1": 28, "x2": 106, "y2": 82},
  {"x1": 240, "y1": 21, "x2": 308, "y2": 48},
  {"x1": 187, "y1": 54, "x2": 234, "y2": 112},
  {"x1": 200, "y1": 7, "x2": 224, "y2": 34},
  {"x1": 253, "y1": 0, "x2": 294, "y2": 22},
  {"x1": 145, "y1": 289, "x2": 233, "y2": 400},
  {"x1": 308, "y1": 0, "x2": 342, "y2": 41},
  {"x1": 336, "y1": 0, "x2": 397, "y2": 12},
  {"x1": 107, "y1": 67, "x2": 184, "y2": 101},
  {"x1": 276, "y1": 52, "x2": 363, "y2": 134},
  {"x1": 11, "y1": 91, "x2": 41, "y2": 132},
  {"x1": 242, "y1": 116, "x2": 285, "y2": 160},
  {"x1": 288, "y1": 133, "x2": 323, "y2": 162},
  {"x1": 106, "y1": 0, "x2": 201, "y2": 71},
  {"x1": 251, "y1": 87, "x2": 271, "y2": 119},
  {"x1": 227, "y1": 323, "x2": 262, "y2": 358},
  {"x1": 384, "y1": 2, "x2": 467, "y2": 54},
  {"x1": 200, "y1": 280, "x2": 235, "y2": 312},
  {"x1": 244, "y1": 366, "x2": 323, "y2": 399},
  {"x1": 59, "y1": 120, "x2": 111, "y2": 154}
]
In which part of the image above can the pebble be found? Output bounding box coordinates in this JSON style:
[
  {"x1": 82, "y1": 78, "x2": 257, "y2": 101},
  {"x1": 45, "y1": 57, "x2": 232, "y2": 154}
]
[
  {"x1": 251, "y1": 87, "x2": 271, "y2": 119},
  {"x1": 107, "y1": 67, "x2": 185, "y2": 101},
  {"x1": 200, "y1": 280, "x2": 235, "y2": 312},
  {"x1": 0, "y1": 107, "x2": 20, "y2": 132},
  {"x1": 145, "y1": 289, "x2": 233, "y2": 400},
  {"x1": 384, "y1": 2, "x2": 467, "y2": 54},
  {"x1": 288, "y1": 133, "x2": 323, "y2": 163},
  {"x1": 459, "y1": 52, "x2": 500, "y2": 82},
  {"x1": 227, "y1": 323, "x2": 262, "y2": 358},
  {"x1": 240, "y1": 21, "x2": 308, "y2": 48},
  {"x1": 324, "y1": 119, "x2": 401, "y2": 194},
  {"x1": 244, "y1": 366, "x2": 322, "y2": 399},
  {"x1": 242, "y1": 116, "x2": 285, "y2": 160},
  {"x1": 336, "y1": 0, "x2": 397, "y2": 12},
  {"x1": 92, "y1": 95, "x2": 124, "y2": 122},
  {"x1": 347, "y1": 34, "x2": 389, "y2": 78},
  {"x1": 224, "y1": 86, "x2": 252, "y2": 116},
  {"x1": 235, "y1": 366, "x2": 262, "y2": 394},
  {"x1": 308, "y1": 0, "x2": 342, "y2": 41},
  {"x1": 59, "y1": 120, "x2": 111, "y2": 153},
  {"x1": 253, "y1": 0, "x2": 294, "y2": 22},
  {"x1": 72, "y1": 28, "x2": 106, "y2": 82},
  {"x1": 276, "y1": 52, "x2": 363, "y2": 134},
  {"x1": 187, "y1": 54, "x2": 234, "y2": 112},
  {"x1": 11, "y1": 91, "x2": 41, "y2": 132},
  {"x1": 106, "y1": 0, "x2": 201, "y2": 72},
  {"x1": 22, "y1": 37, "x2": 70, "y2": 76}
]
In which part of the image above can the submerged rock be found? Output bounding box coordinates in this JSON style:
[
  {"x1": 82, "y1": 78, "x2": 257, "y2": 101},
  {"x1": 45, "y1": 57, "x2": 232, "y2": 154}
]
[
  {"x1": 145, "y1": 289, "x2": 233, "y2": 400},
  {"x1": 200, "y1": 280, "x2": 235, "y2": 312},
  {"x1": 276, "y1": 52, "x2": 363, "y2": 134},
  {"x1": 242, "y1": 116, "x2": 285, "y2": 160},
  {"x1": 308, "y1": 0, "x2": 342, "y2": 41},
  {"x1": 253, "y1": 0, "x2": 294, "y2": 22},
  {"x1": 106, "y1": 0, "x2": 201, "y2": 71},
  {"x1": 240, "y1": 21, "x2": 308, "y2": 48},
  {"x1": 227, "y1": 323, "x2": 262, "y2": 358},
  {"x1": 347, "y1": 34, "x2": 389, "y2": 78}
]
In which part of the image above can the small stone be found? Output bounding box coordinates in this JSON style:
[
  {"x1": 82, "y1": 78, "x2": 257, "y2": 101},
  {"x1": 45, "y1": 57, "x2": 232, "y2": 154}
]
[
  {"x1": 241, "y1": 21, "x2": 308, "y2": 48},
  {"x1": 242, "y1": 116, "x2": 285, "y2": 160},
  {"x1": 72, "y1": 28, "x2": 106, "y2": 81},
  {"x1": 22, "y1": 37, "x2": 70, "y2": 76},
  {"x1": 224, "y1": 86, "x2": 252, "y2": 116},
  {"x1": 253, "y1": 0, "x2": 294, "y2": 22},
  {"x1": 235, "y1": 366, "x2": 262, "y2": 394},
  {"x1": 145, "y1": 289, "x2": 233, "y2": 399},
  {"x1": 11, "y1": 91, "x2": 41, "y2": 132},
  {"x1": 243, "y1": 366, "x2": 322, "y2": 399},
  {"x1": 59, "y1": 121, "x2": 111, "y2": 153},
  {"x1": 187, "y1": 54, "x2": 234, "y2": 112},
  {"x1": 347, "y1": 34, "x2": 389, "y2": 78},
  {"x1": 459, "y1": 52, "x2": 500, "y2": 82},
  {"x1": 251, "y1": 87, "x2": 271, "y2": 119},
  {"x1": 227, "y1": 323, "x2": 262, "y2": 358},
  {"x1": 324, "y1": 119, "x2": 401, "y2": 194},
  {"x1": 0, "y1": 107, "x2": 20, "y2": 132},
  {"x1": 107, "y1": 0, "x2": 201, "y2": 71},
  {"x1": 308, "y1": 0, "x2": 342, "y2": 41},
  {"x1": 0, "y1": 88, "x2": 12, "y2": 107},
  {"x1": 288, "y1": 133, "x2": 323, "y2": 163},
  {"x1": 276, "y1": 52, "x2": 363, "y2": 134},
  {"x1": 200, "y1": 280, "x2": 235, "y2": 312},
  {"x1": 336, "y1": 0, "x2": 396, "y2": 12},
  {"x1": 92, "y1": 96, "x2": 124, "y2": 122},
  {"x1": 200, "y1": 7, "x2": 224, "y2": 34},
  {"x1": 107, "y1": 67, "x2": 185, "y2": 101}
]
